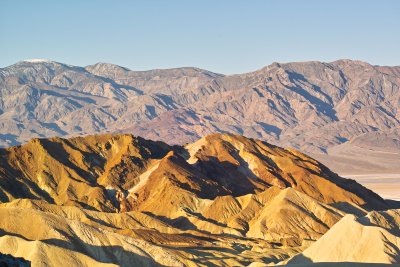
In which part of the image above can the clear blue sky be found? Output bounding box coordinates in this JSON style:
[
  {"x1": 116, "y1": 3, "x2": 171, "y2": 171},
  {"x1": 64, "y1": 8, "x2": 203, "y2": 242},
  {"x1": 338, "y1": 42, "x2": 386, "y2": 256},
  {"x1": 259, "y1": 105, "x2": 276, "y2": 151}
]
[{"x1": 1, "y1": 0, "x2": 399, "y2": 74}]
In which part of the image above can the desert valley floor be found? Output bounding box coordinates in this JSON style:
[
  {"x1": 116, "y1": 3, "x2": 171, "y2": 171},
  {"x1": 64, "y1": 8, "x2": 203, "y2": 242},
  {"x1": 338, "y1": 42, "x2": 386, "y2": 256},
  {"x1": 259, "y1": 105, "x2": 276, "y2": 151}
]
[{"x1": 344, "y1": 174, "x2": 400, "y2": 201}]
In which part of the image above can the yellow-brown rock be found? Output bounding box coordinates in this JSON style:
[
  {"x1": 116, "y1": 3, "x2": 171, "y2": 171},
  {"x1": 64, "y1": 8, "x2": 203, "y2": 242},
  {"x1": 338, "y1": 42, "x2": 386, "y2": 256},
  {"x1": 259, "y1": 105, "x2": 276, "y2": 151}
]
[{"x1": 0, "y1": 133, "x2": 394, "y2": 266}]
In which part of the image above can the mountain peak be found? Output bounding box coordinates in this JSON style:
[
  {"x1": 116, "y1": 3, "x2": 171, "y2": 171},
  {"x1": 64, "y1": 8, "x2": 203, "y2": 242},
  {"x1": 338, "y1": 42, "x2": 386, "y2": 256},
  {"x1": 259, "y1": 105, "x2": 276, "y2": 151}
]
[
  {"x1": 86, "y1": 62, "x2": 131, "y2": 72},
  {"x1": 22, "y1": 58, "x2": 54, "y2": 63},
  {"x1": 13, "y1": 59, "x2": 73, "y2": 69}
]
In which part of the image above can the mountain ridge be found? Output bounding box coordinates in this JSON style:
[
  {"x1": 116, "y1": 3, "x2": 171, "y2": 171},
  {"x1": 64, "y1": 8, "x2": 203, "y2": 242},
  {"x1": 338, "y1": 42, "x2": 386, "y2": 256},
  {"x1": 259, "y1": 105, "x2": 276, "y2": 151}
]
[{"x1": 1, "y1": 59, "x2": 399, "y2": 175}]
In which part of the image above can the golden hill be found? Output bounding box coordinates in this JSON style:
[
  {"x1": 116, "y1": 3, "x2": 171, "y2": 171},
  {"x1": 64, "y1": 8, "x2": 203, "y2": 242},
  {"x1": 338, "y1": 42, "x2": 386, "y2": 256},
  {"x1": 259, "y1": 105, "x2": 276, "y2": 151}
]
[
  {"x1": 0, "y1": 133, "x2": 396, "y2": 266},
  {"x1": 0, "y1": 134, "x2": 171, "y2": 212},
  {"x1": 0, "y1": 133, "x2": 387, "y2": 213}
]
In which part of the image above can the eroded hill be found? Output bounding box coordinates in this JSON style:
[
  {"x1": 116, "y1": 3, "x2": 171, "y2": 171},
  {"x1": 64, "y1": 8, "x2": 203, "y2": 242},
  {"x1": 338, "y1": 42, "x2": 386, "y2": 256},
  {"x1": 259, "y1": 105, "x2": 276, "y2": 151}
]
[{"x1": 0, "y1": 133, "x2": 396, "y2": 266}]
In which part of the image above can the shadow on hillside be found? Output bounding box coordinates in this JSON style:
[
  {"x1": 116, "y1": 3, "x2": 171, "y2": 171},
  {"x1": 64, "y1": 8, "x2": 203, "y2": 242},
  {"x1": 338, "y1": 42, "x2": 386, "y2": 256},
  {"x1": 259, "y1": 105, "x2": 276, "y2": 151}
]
[
  {"x1": 286, "y1": 71, "x2": 338, "y2": 121},
  {"x1": 42, "y1": 236, "x2": 168, "y2": 266},
  {"x1": 386, "y1": 199, "x2": 400, "y2": 209},
  {"x1": 329, "y1": 201, "x2": 366, "y2": 216},
  {"x1": 0, "y1": 157, "x2": 55, "y2": 204},
  {"x1": 0, "y1": 228, "x2": 166, "y2": 266},
  {"x1": 0, "y1": 252, "x2": 31, "y2": 267},
  {"x1": 183, "y1": 209, "x2": 228, "y2": 228},
  {"x1": 0, "y1": 229, "x2": 30, "y2": 241},
  {"x1": 286, "y1": 253, "x2": 313, "y2": 264},
  {"x1": 143, "y1": 211, "x2": 198, "y2": 231},
  {"x1": 142, "y1": 211, "x2": 229, "y2": 238},
  {"x1": 195, "y1": 156, "x2": 271, "y2": 196},
  {"x1": 0, "y1": 229, "x2": 164, "y2": 267},
  {"x1": 142, "y1": 211, "x2": 256, "y2": 242}
]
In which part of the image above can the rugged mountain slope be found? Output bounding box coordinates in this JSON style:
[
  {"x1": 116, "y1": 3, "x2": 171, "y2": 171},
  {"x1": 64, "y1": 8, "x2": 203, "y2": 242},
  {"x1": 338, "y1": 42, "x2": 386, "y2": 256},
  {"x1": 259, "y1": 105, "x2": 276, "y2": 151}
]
[
  {"x1": 287, "y1": 209, "x2": 400, "y2": 265},
  {"x1": 0, "y1": 133, "x2": 396, "y2": 266},
  {"x1": 0, "y1": 134, "x2": 171, "y2": 212},
  {"x1": 1, "y1": 59, "x2": 399, "y2": 159}
]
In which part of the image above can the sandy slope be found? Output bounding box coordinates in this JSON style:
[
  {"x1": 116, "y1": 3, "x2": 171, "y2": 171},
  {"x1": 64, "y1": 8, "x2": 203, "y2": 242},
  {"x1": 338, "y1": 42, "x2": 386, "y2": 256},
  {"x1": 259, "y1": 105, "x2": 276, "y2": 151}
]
[{"x1": 286, "y1": 209, "x2": 400, "y2": 265}]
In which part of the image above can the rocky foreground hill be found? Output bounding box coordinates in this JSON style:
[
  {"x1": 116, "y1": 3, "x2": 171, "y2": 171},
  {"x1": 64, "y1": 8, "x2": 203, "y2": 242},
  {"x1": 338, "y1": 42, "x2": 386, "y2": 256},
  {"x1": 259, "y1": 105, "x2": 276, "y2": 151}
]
[{"x1": 0, "y1": 133, "x2": 398, "y2": 266}]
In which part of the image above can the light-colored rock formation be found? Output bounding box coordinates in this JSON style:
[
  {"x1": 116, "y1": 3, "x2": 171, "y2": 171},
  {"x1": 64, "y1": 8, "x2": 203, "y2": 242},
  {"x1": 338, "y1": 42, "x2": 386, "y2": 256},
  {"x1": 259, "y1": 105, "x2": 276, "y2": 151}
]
[{"x1": 287, "y1": 209, "x2": 400, "y2": 265}]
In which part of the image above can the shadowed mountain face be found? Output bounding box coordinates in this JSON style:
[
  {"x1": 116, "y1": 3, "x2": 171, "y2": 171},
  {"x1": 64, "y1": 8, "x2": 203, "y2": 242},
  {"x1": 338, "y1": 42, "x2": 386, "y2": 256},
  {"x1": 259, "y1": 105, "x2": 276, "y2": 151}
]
[
  {"x1": 0, "y1": 133, "x2": 397, "y2": 266},
  {"x1": 1, "y1": 59, "x2": 399, "y2": 157}
]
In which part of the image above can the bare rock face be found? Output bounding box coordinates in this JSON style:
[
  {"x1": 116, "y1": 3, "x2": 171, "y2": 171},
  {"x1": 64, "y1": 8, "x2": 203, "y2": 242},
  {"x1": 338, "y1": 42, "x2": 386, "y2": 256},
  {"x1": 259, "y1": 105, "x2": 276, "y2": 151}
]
[{"x1": 1, "y1": 59, "x2": 399, "y2": 159}]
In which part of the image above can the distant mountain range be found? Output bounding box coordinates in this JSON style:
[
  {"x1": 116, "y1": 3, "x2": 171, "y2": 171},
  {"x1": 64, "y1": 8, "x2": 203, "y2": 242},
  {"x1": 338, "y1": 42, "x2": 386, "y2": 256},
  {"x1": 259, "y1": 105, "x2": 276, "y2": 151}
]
[{"x1": 1, "y1": 59, "x2": 399, "y2": 173}]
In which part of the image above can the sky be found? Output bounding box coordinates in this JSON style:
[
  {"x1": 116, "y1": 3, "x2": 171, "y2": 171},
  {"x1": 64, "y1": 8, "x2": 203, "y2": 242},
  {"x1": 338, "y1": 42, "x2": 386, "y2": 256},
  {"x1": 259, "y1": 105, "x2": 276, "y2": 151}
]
[{"x1": 1, "y1": 0, "x2": 399, "y2": 74}]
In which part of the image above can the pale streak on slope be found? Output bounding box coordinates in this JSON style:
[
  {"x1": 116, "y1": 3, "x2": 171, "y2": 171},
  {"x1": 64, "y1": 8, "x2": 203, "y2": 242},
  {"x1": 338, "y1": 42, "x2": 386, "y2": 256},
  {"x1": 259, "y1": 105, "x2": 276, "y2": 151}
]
[{"x1": 128, "y1": 160, "x2": 161, "y2": 194}]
